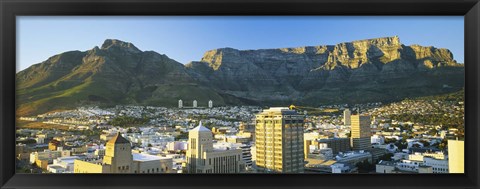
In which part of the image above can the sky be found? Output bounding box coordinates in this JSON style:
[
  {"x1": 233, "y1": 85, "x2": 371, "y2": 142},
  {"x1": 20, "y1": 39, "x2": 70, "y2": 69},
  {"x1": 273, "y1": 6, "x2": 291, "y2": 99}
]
[{"x1": 17, "y1": 16, "x2": 464, "y2": 72}]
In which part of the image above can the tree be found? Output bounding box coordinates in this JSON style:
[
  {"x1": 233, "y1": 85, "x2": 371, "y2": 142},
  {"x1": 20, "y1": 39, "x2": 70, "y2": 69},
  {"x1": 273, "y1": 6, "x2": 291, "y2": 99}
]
[
  {"x1": 377, "y1": 153, "x2": 393, "y2": 162},
  {"x1": 356, "y1": 160, "x2": 375, "y2": 173}
]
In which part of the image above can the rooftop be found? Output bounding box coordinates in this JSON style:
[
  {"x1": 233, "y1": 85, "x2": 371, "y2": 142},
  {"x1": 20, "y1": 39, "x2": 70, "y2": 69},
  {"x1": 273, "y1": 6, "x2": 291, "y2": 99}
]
[
  {"x1": 133, "y1": 153, "x2": 161, "y2": 162},
  {"x1": 133, "y1": 153, "x2": 170, "y2": 162},
  {"x1": 107, "y1": 133, "x2": 130, "y2": 144},
  {"x1": 260, "y1": 107, "x2": 299, "y2": 115},
  {"x1": 190, "y1": 121, "x2": 211, "y2": 132}
]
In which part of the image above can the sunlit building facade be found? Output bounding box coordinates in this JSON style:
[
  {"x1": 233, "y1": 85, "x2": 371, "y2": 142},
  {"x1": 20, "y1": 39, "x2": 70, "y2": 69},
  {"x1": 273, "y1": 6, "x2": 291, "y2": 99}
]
[
  {"x1": 255, "y1": 107, "x2": 305, "y2": 173},
  {"x1": 351, "y1": 115, "x2": 371, "y2": 151}
]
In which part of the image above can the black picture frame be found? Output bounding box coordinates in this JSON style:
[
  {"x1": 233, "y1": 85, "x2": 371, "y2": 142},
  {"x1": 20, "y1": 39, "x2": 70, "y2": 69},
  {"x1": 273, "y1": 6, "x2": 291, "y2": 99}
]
[{"x1": 1, "y1": 0, "x2": 479, "y2": 189}]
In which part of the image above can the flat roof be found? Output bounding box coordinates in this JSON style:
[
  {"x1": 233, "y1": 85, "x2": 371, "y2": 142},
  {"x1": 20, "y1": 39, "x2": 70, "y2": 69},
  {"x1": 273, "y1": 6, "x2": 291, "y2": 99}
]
[{"x1": 133, "y1": 153, "x2": 171, "y2": 162}]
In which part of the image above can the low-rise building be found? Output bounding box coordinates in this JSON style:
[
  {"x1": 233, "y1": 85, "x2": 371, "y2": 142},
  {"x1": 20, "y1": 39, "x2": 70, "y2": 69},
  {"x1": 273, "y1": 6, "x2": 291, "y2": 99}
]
[
  {"x1": 376, "y1": 160, "x2": 396, "y2": 173},
  {"x1": 335, "y1": 150, "x2": 372, "y2": 165}
]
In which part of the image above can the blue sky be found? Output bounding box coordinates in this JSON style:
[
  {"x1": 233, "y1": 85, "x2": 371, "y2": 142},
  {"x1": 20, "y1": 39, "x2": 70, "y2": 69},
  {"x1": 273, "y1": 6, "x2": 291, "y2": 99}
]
[{"x1": 17, "y1": 16, "x2": 464, "y2": 72}]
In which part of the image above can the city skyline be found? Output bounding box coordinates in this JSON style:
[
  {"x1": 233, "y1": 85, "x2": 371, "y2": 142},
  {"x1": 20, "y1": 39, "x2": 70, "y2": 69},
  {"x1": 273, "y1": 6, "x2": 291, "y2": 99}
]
[
  {"x1": 17, "y1": 16, "x2": 464, "y2": 72},
  {"x1": 15, "y1": 16, "x2": 465, "y2": 175}
]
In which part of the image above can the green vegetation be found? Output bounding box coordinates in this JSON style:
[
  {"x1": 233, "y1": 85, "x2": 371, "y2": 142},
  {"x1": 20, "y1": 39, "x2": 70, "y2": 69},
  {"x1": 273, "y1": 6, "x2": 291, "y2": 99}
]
[
  {"x1": 377, "y1": 153, "x2": 393, "y2": 162},
  {"x1": 175, "y1": 132, "x2": 188, "y2": 140},
  {"x1": 416, "y1": 88, "x2": 464, "y2": 102},
  {"x1": 108, "y1": 116, "x2": 149, "y2": 127},
  {"x1": 389, "y1": 113, "x2": 463, "y2": 129},
  {"x1": 356, "y1": 160, "x2": 375, "y2": 173}
]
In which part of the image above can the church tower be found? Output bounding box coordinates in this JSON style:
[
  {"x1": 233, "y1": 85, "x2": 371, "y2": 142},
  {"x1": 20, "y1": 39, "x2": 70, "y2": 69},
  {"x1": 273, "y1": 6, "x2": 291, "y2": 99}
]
[{"x1": 103, "y1": 133, "x2": 133, "y2": 173}]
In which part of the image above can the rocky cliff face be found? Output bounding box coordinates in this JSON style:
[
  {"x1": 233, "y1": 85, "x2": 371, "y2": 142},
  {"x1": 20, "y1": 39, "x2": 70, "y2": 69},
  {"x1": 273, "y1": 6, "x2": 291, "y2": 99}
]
[
  {"x1": 186, "y1": 36, "x2": 463, "y2": 105},
  {"x1": 17, "y1": 37, "x2": 464, "y2": 116}
]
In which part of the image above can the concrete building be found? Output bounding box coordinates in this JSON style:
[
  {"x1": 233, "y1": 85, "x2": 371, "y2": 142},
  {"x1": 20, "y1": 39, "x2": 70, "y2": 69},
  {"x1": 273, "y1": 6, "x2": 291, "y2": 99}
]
[
  {"x1": 255, "y1": 107, "x2": 305, "y2": 173},
  {"x1": 343, "y1": 109, "x2": 351, "y2": 126},
  {"x1": 351, "y1": 115, "x2": 371, "y2": 151},
  {"x1": 30, "y1": 150, "x2": 62, "y2": 165},
  {"x1": 74, "y1": 133, "x2": 172, "y2": 174},
  {"x1": 208, "y1": 100, "x2": 213, "y2": 108},
  {"x1": 418, "y1": 165, "x2": 434, "y2": 173},
  {"x1": 186, "y1": 122, "x2": 245, "y2": 173},
  {"x1": 409, "y1": 152, "x2": 446, "y2": 162},
  {"x1": 396, "y1": 159, "x2": 422, "y2": 172},
  {"x1": 424, "y1": 157, "x2": 449, "y2": 173},
  {"x1": 166, "y1": 141, "x2": 188, "y2": 152},
  {"x1": 331, "y1": 162, "x2": 355, "y2": 173},
  {"x1": 448, "y1": 140, "x2": 464, "y2": 173},
  {"x1": 132, "y1": 153, "x2": 173, "y2": 173},
  {"x1": 376, "y1": 160, "x2": 396, "y2": 173},
  {"x1": 335, "y1": 150, "x2": 372, "y2": 165},
  {"x1": 178, "y1": 99, "x2": 183, "y2": 108},
  {"x1": 47, "y1": 156, "x2": 81, "y2": 173},
  {"x1": 316, "y1": 138, "x2": 351, "y2": 155},
  {"x1": 371, "y1": 135, "x2": 385, "y2": 145},
  {"x1": 102, "y1": 133, "x2": 133, "y2": 173},
  {"x1": 48, "y1": 140, "x2": 62, "y2": 151}
]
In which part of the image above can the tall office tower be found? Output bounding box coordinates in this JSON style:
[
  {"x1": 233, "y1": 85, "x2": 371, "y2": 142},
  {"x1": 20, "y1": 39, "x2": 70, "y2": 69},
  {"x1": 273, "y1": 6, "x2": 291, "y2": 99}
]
[
  {"x1": 103, "y1": 133, "x2": 133, "y2": 173},
  {"x1": 186, "y1": 122, "x2": 244, "y2": 173},
  {"x1": 208, "y1": 100, "x2": 213, "y2": 108},
  {"x1": 255, "y1": 107, "x2": 305, "y2": 173},
  {"x1": 178, "y1": 99, "x2": 183, "y2": 108},
  {"x1": 343, "y1": 109, "x2": 351, "y2": 126},
  {"x1": 448, "y1": 140, "x2": 464, "y2": 173},
  {"x1": 350, "y1": 115, "x2": 371, "y2": 151},
  {"x1": 193, "y1": 100, "x2": 197, "y2": 108}
]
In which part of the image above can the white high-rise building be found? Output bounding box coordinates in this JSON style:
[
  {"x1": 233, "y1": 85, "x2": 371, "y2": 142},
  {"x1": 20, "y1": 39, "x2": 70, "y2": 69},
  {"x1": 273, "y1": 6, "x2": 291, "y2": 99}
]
[
  {"x1": 208, "y1": 100, "x2": 213, "y2": 108},
  {"x1": 343, "y1": 109, "x2": 351, "y2": 126},
  {"x1": 193, "y1": 100, "x2": 197, "y2": 108},
  {"x1": 178, "y1": 100, "x2": 183, "y2": 108}
]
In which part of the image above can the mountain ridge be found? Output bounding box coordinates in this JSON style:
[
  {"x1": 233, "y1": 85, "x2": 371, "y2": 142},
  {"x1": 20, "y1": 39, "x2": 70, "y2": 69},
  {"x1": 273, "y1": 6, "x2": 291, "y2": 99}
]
[{"x1": 16, "y1": 37, "x2": 464, "y2": 116}]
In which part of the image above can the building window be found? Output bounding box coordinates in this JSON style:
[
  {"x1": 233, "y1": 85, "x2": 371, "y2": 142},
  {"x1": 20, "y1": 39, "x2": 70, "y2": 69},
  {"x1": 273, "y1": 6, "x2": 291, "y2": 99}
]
[{"x1": 157, "y1": 168, "x2": 159, "y2": 172}]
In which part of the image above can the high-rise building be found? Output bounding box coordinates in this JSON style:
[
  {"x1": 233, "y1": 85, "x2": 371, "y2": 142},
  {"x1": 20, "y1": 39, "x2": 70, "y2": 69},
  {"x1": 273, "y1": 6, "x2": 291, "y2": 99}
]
[
  {"x1": 350, "y1": 115, "x2": 371, "y2": 151},
  {"x1": 343, "y1": 109, "x2": 351, "y2": 126},
  {"x1": 448, "y1": 140, "x2": 464, "y2": 173},
  {"x1": 208, "y1": 100, "x2": 213, "y2": 108},
  {"x1": 186, "y1": 122, "x2": 244, "y2": 173},
  {"x1": 178, "y1": 99, "x2": 183, "y2": 108},
  {"x1": 193, "y1": 100, "x2": 197, "y2": 108},
  {"x1": 255, "y1": 107, "x2": 305, "y2": 173}
]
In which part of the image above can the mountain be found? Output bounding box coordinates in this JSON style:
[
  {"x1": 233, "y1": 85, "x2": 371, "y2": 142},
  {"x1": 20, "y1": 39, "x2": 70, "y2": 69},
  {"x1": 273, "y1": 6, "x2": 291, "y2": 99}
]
[
  {"x1": 185, "y1": 36, "x2": 463, "y2": 106},
  {"x1": 16, "y1": 39, "x2": 227, "y2": 116},
  {"x1": 16, "y1": 37, "x2": 464, "y2": 116}
]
